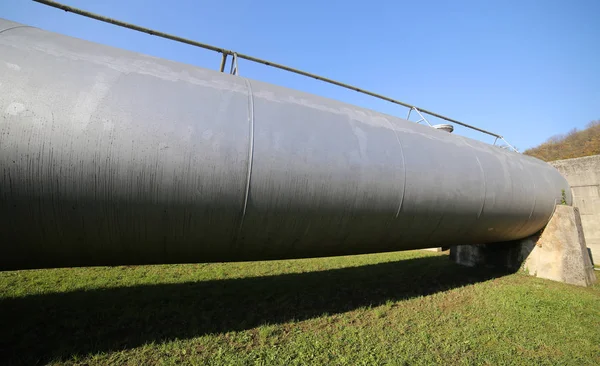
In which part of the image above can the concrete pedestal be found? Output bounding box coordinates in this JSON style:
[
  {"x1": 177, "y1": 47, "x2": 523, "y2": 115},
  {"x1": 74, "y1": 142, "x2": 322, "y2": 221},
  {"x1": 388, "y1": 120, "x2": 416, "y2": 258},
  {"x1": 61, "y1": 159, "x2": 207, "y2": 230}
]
[{"x1": 450, "y1": 206, "x2": 596, "y2": 287}]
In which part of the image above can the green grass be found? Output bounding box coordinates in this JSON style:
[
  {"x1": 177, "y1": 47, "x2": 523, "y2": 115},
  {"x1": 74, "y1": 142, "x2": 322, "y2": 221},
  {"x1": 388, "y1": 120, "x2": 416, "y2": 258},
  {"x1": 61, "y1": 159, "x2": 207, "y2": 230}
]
[{"x1": 1, "y1": 250, "x2": 599, "y2": 365}]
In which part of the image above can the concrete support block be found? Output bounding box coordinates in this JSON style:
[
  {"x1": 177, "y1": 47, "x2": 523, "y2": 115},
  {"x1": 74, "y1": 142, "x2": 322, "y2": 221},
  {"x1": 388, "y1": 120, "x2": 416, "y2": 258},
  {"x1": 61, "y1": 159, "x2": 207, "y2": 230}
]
[
  {"x1": 524, "y1": 206, "x2": 596, "y2": 286},
  {"x1": 450, "y1": 206, "x2": 596, "y2": 287}
]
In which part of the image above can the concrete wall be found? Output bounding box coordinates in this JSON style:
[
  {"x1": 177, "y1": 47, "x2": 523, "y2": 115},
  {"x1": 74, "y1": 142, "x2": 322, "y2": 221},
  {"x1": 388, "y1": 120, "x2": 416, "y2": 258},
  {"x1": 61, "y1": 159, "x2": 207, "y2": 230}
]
[{"x1": 550, "y1": 155, "x2": 600, "y2": 262}]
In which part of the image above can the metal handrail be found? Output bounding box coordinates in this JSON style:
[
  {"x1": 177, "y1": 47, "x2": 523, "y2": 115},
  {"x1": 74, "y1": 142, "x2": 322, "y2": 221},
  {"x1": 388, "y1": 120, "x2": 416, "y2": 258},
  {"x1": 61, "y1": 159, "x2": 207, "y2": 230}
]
[{"x1": 33, "y1": 0, "x2": 518, "y2": 151}]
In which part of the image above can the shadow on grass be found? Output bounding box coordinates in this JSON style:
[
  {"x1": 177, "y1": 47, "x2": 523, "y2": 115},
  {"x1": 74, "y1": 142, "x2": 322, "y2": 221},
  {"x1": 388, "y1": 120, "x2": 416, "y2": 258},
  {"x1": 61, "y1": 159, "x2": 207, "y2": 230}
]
[{"x1": 0, "y1": 255, "x2": 511, "y2": 364}]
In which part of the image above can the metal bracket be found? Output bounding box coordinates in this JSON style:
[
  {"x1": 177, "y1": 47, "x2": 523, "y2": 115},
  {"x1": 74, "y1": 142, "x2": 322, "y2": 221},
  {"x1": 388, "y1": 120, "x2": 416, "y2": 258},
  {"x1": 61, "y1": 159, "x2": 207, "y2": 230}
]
[
  {"x1": 229, "y1": 52, "x2": 239, "y2": 75},
  {"x1": 406, "y1": 107, "x2": 432, "y2": 127},
  {"x1": 492, "y1": 136, "x2": 519, "y2": 153}
]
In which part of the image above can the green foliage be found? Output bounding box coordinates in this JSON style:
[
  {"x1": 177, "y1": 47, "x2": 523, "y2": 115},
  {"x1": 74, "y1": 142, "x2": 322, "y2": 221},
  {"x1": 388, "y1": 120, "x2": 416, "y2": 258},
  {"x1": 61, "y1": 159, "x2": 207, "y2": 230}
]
[
  {"x1": 561, "y1": 189, "x2": 567, "y2": 205},
  {"x1": 1, "y1": 251, "x2": 599, "y2": 365},
  {"x1": 524, "y1": 120, "x2": 600, "y2": 161}
]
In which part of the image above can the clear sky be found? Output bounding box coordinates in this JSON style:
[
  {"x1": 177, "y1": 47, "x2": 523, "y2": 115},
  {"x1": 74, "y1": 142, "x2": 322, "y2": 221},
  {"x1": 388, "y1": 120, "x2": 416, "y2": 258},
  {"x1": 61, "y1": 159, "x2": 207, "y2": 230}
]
[{"x1": 2, "y1": 0, "x2": 599, "y2": 150}]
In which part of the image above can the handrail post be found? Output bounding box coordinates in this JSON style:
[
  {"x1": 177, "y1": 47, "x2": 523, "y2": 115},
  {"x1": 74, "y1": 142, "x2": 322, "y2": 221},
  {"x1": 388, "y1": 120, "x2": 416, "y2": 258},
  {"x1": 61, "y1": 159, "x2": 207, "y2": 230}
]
[{"x1": 219, "y1": 53, "x2": 227, "y2": 72}]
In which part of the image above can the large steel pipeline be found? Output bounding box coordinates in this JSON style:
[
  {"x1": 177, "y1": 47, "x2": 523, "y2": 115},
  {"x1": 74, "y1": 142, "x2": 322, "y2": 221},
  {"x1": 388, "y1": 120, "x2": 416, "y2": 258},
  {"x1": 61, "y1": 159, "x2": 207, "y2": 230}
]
[{"x1": 0, "y1": 19, "x2": 570, "y2": 270}]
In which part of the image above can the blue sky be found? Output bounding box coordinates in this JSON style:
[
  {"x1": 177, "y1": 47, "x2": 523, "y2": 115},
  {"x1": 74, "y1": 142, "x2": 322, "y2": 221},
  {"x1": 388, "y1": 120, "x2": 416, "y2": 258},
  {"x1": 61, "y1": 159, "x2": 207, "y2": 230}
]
[{"x1": 2, "y1": 0, "x2": 598, "y2": 150}]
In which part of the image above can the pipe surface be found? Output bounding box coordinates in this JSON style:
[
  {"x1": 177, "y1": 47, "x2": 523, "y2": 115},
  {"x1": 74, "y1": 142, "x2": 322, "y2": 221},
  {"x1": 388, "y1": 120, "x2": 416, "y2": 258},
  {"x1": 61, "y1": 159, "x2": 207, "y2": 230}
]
[{"x1": 0, "y1": 19, "x2": 570, "y2": 270}]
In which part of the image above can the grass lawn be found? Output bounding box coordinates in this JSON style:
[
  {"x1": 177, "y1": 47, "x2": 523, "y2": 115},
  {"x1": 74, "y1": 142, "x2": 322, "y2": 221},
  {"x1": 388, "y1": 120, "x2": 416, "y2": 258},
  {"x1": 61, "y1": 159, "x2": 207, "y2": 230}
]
[{"x1": 1, "y1": 250, "x2": 599, "y2": 365}]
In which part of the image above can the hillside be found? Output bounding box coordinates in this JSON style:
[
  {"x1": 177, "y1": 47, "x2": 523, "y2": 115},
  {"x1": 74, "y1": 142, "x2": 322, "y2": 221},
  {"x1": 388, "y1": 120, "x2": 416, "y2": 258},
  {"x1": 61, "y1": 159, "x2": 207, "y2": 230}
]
[{"x1": 524, "y1": 120, "x2": 600, "y2": 162}]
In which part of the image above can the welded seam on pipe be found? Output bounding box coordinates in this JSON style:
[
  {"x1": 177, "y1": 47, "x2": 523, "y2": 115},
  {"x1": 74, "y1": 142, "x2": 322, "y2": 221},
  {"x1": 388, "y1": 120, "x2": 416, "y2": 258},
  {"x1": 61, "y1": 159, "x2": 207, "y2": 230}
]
[
  {"x1": 474, "y1": 154, "x2": 487, "y2": 220},
  {"x1": 0, "y1": 25, "x2": 36, "y2": 34},
  {"x1": 425, "y1": 139, "x2": 484, "y2": 242},
  {"x1": 240, "y1": 78, "x2": 255, "y2": 225},
  {"x1": 510, "y1": 161, "x2": 538, "y2": 238},
  {"x1": 382, "y1": 118, "x2": 407, "y2": 218},
  {"x1": 527, "y1": 168, "x2": 538, "y2": 221},
  {"x1": 453, "y1": 135, "x2": 487, "y2": 221},
  {"x1": 512, "y1": 167, "x2": 538, "y2": 238},
  {"x1": 426, "y1": 213, "x2": 446, "y2": 243}
]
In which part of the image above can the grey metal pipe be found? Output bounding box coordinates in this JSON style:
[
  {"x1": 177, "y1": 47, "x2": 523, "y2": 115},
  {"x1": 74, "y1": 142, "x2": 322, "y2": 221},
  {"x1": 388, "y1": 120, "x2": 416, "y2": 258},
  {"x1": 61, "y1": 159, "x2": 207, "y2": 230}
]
[{"x1": 0, "y1": 19, "x2": 570, "y2": 270}]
